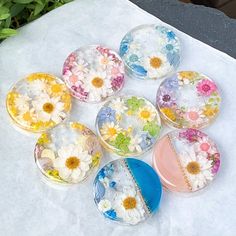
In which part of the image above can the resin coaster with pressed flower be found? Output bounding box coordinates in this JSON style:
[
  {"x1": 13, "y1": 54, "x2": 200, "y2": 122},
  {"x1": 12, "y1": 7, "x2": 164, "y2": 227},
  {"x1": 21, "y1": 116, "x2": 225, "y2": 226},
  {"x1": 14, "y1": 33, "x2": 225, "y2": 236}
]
[
  {"x1": 119, "y1": 24, "x2": 180, "y2": 80},
  {"x1": 34, "y1": 122, "x2": 103, "y2": 184},
  {"x1": 62, "y1": 45, "x2": 125, "y2": 103},
  {"x1": 156, "y1": 71, "x2": 221, "y2": 129},
  {"x1": 153, "y1": 129, "x2": 220, "y2": 193},
  {"x1": 94, "y1": 158, "x2": 162, "y2": 225},
  {"x1": 95, "y1": 95, "x2": 162, "y2": 156},
  {"x1": 6, "y1": 73, "x2": 71, "y2": 133}
]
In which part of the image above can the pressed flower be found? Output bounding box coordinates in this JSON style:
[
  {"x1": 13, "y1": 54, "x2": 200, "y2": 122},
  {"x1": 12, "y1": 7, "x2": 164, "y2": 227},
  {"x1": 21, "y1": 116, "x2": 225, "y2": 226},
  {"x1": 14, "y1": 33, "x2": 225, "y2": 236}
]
[
  {"x1": 98, "y1": 107, "x2": 116, "y2": 125},
  {"x1": 114, "y1": 133, "x2": 131, "y2": 153},
  {"x1": 126, "y1": 96, "x2": 145, "y2": 112},
  {"x1": 143, "y1": 121, "x2": 160, "y2": 137},
  {"x1": 138, "y1": 106, "x2": 156, "y2": 122},
  {"x1": 160, "y1": 107, "x2": 176, "y2": 121},
  {"x1": 179, "y1": 71, "x2": 198, "y2": 80},
  {"x1": 157, "y1": 88, "x2": 176, "y2": 107},
  {"x1": 109, "y1": 97, "x2": 128, "y2": 114},
  {"x1": 100, "y1": 122, "x2": 121, "y2": 141},
  {"x1": 185, "y1": 108, "x2": 205, "y2": 126},
  {"x1": 98, "y1": 199, "x2": 112, "y2": 212},
  {"x1": 128, "y1": 135, "x2": 142, "y2": 153},
  {"x1": 203, "y1": 105, "x2": 219, "y2": 117},
  {"x1": 196, "y1": 79, "x2": 217, "y2": 96}
]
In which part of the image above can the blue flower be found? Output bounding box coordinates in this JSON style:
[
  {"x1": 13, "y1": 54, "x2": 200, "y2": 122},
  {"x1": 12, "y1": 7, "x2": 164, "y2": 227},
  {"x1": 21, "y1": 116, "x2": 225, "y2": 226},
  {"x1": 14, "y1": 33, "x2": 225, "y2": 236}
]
[
  {"x1": 98, "y1": 168, "x2": 105, "y2": 180},
  {"x1": 167, "y1": 31, "x2": 176, "y2": 41},
  {"x1": 164, "y1": 76, "x2": 179, "y2": 90},
  {"x1": 109, "y1": 181, "x2": 116, "y2": 188},
  {"x1": 167, "y1": 52, "x2": 180, "y2": 66},
  {"x1": 104, "y1": 209, "x2": 117, "y2": 220},
  {"x1": 130, "y1": 64, "x2": 147, "y2": 76},
  {"x1": 104, "y1": 163, "x2": 114, "y2": 177},
  {"x1": 140, "y1": 132, "x2": 156, "y2": 150},
  {"x1": 94, "y1": 180, "x2": 105, "y2": 202},
  {"x1": 98, "y1": 107, "x2": 116, "y2": 125},
  {"x1": 119, "y1": 34, "x2": 132, "y2": 56}
]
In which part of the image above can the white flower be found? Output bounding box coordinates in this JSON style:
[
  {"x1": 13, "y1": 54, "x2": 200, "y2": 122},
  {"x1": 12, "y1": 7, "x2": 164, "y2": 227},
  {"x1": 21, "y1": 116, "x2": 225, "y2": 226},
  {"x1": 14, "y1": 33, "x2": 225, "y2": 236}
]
[
  {"x1": 179, "y1": 147, "x2": 213, "y2": 191},
  {"x1": 194, "y1": 136, "x2": 217, "y2": 155},
  {"x1": 98, "y1": 53, "x2": 114, "y2": 69},
  {"x1": 99, "y1": 176, "x2": 110, "y2": 188},
  {"x1": 53, "y1": 144, "x2": 92, "y2": 183},
  {"x1": 32, "y1": 93, "x2": 66, "y2": 124},
  {"x1": 82, "y1": 70, "x2": 112, "y2": 102},
  {"x1": 109, "y1": 98, "x2": 128, "y2": 114},
  {"x1": 17, "y1": 108, "x2": 36, "y2": 126},
  {"x1": 100, "y1": 122, "x2": 121, "y2": 141},
  {"x1": 128, "y1": 135, "x2": 142, "y2": 153},
  {"x1": 98, "y1": 199, "x2": 112, "y2": 212},
  {"x1": 72, "y1": 58, "x2": 89, "y2": 75},
  {"x1": 28, "y1": 79, "x2": 47, "y2": 95},
  {"x1": 14, "y1": 94, "x2": 31, "y2": 113},
  {"x1": 138, "y1": 106, "x2": 156, "y2": 122},
  {"x1": 185, "y1": 107, "x2": 205, "y2": 126},
  {"x1": 114, "y1": 186, "x2": 145, "y2": 225},
  {"x1": 145, "y1": 53, "x2": 171, "y2": 79}
]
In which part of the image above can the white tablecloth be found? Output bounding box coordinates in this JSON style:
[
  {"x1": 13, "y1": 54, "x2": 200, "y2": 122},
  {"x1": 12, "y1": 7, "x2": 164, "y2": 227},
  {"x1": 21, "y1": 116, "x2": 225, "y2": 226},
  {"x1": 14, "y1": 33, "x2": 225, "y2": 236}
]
[{"x1": 0, "y1": 0, "x2": 236, "y2": 235}]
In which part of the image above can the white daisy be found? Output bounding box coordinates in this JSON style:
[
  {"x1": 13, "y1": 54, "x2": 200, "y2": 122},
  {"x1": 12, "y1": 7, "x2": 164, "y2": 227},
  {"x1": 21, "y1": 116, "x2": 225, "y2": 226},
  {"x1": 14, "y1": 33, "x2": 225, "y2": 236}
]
[
  {"x1": 109, "y1": 98, "x2": 128, "y2": 114},
  {"x1": 53, "y1": 144, "x2": 92, "y2": 183},
  {"x1": 138, "y1": 106, "x2": 156, "y2": 122},
  {"x1": 28, "y1": 79, "x2": 47, "y2": 95},
  {"x1": 32, "y1": 93, "x2": 66, "y2": 124},
  {"x1": 82, "y1": 70, "x2": 112, "y2": 102},
  {"x1": 179, "y1": 147, "x2": 213, "y2": 191},
  {"x1": 98, "y1": 199, "x2": 112, "y2": 213},
  {"x1": 100, "y1": 122, "x2": 121, "y2": 141},
  {"x1": 14, "y1": 94, "x2": 31, "y2": 113},
  {"x1": 98, "y1": 53, "x2": 114, "y2": 69},
  {"x1": 128, "y1": 135, "x2": 142, "y2": 153},
  {"x1": 72, "y1": 58, "x2": 89, "y2": 75},
  {"x1": 114, "y1": 186, "x2": 145, "y2": 225},
  {"x1": 145, "y1": 53, "x2": 170, "y2": 79},
  {"x1": 185, "y1": 107, "x2": 205, "y2": 127},
  {"x1": 194, "y1": 136, "x2": 217, "y2": 155}
]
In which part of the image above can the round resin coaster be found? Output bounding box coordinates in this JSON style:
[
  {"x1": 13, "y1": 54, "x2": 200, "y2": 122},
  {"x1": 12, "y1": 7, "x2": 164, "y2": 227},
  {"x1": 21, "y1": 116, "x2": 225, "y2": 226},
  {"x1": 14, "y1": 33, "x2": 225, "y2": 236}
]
[
  {"x1": 6, "y1": 73, "x2": 71, "y2": 133},
  {"x1": 156, "y1": 71, "x2": 221, "y2": 129},
  {"x1": 62, "y1": 45, "x2": 125, "y2": 103},
  {"x1": 96, "y1": 96, "x2": 161, "y2": 156},
  {"x1": 34, "y1": 122, "x2": 103, "y2": 184},
  {"x1": 94, "y1": 158, "x2": 162, "y2": 225},
  {"x1": 153, "y1": 129, "x2": 220, "y2": 193},
  {"x1": 119, "y1": 24, "x2": 180, "y2": 80}
]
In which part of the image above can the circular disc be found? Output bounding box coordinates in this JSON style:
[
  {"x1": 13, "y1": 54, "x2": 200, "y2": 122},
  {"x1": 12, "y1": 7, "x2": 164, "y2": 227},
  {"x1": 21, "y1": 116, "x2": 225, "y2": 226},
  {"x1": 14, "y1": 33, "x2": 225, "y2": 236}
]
[
  {"x1": 34, "y1": 122, "x2": 103, "y2": 184},
  {"x1": 156, "y1": 71, "x2": 221, "y2": 129},
  {"x1": 153, "y1": 129, "x2": 220, "y2": 193},
  {"x1": 94, "y1": 158, "x2": 162, "y2": 225},
  {"x1": 119, "y1": 24, "x2": 180, "y2": 80},
  {"x1": 95, "y1": 95, "x2": 162, "y2": 156},
  {"x1": 62, "y1": 45, "x2": 125, "y2": 103},
  {"x1": 6, "y1": 73, "x2": 71, "y2": 133}
]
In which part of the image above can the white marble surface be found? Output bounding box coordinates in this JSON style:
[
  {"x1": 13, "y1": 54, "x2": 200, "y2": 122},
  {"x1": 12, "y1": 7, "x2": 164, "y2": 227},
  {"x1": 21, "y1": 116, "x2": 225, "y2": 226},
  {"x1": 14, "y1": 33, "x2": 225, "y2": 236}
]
[{"x1": 0, "y1": 0, "x2": 236, "y2": 235}]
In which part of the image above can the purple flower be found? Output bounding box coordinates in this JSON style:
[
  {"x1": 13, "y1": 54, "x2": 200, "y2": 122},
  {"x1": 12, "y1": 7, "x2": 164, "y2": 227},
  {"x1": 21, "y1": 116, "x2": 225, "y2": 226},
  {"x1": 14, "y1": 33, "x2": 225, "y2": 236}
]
[
  {"x1": 157, "y1": 88, "x2": 176, "y2": 107},
  {"x1": 179, "y1": 129, "x2": 205, "y2": 143},
  {"x1": 111, "y1": 76, "x2": 124, "y2": 90}
]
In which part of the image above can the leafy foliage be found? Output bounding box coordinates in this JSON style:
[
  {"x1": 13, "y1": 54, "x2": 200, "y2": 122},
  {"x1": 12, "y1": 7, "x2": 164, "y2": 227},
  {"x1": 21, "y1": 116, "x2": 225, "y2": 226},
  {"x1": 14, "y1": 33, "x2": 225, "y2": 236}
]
[{"x1": 0, "y1": 0, "x2": 72, "y2": 39}]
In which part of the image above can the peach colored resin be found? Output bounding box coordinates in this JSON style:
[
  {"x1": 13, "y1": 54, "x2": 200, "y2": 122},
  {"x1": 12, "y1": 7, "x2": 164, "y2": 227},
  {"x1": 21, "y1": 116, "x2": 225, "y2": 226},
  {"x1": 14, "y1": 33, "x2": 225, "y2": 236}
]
[{"x1": 153, "y1": 135, "x2": 190, "y2": 192}]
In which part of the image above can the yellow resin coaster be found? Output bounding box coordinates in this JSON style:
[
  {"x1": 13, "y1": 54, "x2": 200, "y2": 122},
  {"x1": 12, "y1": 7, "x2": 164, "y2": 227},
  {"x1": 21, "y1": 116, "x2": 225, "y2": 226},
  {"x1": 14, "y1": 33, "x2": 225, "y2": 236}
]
[
  {"x1": 34, "y1": 122, "x2": 103, "y2": 184},
  {"x1": 6, "y1": 73, "x2": 71, "y2": 133}
]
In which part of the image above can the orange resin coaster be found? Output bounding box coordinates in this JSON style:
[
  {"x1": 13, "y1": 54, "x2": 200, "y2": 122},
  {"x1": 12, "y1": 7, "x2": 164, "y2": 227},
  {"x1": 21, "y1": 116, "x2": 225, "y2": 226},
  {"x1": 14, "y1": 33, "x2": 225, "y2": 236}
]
[
  {"x1": 153, "y1": 129, "x2": 220, "y2": 193},
  {"x1": 6, "y1": 73, "x2": 71, "y2": 133}
]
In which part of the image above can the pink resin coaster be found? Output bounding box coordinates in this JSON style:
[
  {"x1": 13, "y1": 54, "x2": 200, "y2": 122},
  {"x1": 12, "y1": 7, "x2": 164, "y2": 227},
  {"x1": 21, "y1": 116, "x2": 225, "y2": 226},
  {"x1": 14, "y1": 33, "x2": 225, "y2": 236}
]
[
  {"x1": 62, "y1": 45, "x2": 125, "y2": 103},
  {"x1": 153, "y1": 129, "x2": 220, "y2": 193}
]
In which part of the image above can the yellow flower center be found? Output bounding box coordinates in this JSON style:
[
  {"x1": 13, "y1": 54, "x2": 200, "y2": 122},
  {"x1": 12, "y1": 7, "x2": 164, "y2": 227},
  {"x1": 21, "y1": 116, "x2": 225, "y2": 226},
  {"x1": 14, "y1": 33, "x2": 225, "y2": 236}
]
[
  {"x1": 51, "y1": 84, "x2": 62, "y2": 93},
  {"x1": 123, "y1": 197, "x2": 137, "y2": 210},
  {"x1": 140, "y1": 110, "x2": 150, "y2": 119},
  {"x1": 186, "y1": 161, "x2": 200, "y2": 175},
  {"x1": 150, "y1": 57, "x2": 162, "y2": 68},
  {"x1": 65, "y1": 156, "x2": 80, "y2": 170},
  {"x1": 92, "y1": 77, "x2": 104, "y2": 88},
  {"x1": 101, "y1": 57, "x2": 109, "y2": 65},
  {"x1": 43, "y1": 102, "x2": 54, "y2": 113},
  {"x1": 108, "y1": 127, "x2": 117, "y2": 136}
]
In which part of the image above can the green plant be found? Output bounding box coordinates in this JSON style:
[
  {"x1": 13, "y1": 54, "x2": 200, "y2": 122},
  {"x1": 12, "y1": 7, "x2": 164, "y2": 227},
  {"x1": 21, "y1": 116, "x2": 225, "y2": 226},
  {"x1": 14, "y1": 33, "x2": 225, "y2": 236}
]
[{"x1": 0, "y1": 0, "x2": 72, "y2": 40}]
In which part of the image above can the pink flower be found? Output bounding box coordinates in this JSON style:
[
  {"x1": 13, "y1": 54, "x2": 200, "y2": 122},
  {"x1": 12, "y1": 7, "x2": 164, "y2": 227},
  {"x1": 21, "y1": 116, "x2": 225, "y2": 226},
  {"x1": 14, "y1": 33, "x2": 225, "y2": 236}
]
[
  {"x1": 179, "y1": 129, "x2": 205, "y2": 143},
  {"x1": 211, "y1": 155, "x2": 220, "y2": 174},
  {"x1": 196, "y1": 79, "x2": 217, "y2": 96},
  {"x1": 111, "y1": 76, "x2": 124, "y2": 90}
]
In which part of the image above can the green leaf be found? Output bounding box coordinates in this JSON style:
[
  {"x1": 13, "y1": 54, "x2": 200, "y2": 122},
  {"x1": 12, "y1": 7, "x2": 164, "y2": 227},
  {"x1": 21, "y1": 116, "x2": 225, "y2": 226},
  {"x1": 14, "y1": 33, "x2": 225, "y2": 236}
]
[
  {"x1": 143, "y1": 121, "x2": 160, "y2": 137},
  {"x1": 4, "y1": 16, "x2": 11, "y2": 27},
  {"x1": 13, "y1": 0, "x2": 34, "y2": 4},
  {"x1": 0, "y1": 6, "x2": 9, "y2": 15},
  {"x1": 34, "y1": 2, "x2": 45, "y2": 16},
  {"x1": 10, "y1": 4, "x2": 25, "y2": 17},
  {"x1": 0, "y1": 12, "x2": 10, "y2": 20},
  {"x1": 0, "y1": 28, "x2": 17, "y2": 39}
]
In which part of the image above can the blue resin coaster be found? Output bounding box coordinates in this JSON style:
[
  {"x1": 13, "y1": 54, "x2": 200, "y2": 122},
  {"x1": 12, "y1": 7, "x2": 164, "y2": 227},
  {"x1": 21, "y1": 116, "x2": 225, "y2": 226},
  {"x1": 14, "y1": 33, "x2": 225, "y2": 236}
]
[
  {"x1": 93, "y1": 158, "x2": 162, "y2": 225},
  {"x1": 119, "y1": 24, "x2": 181, "y2": 80}
]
